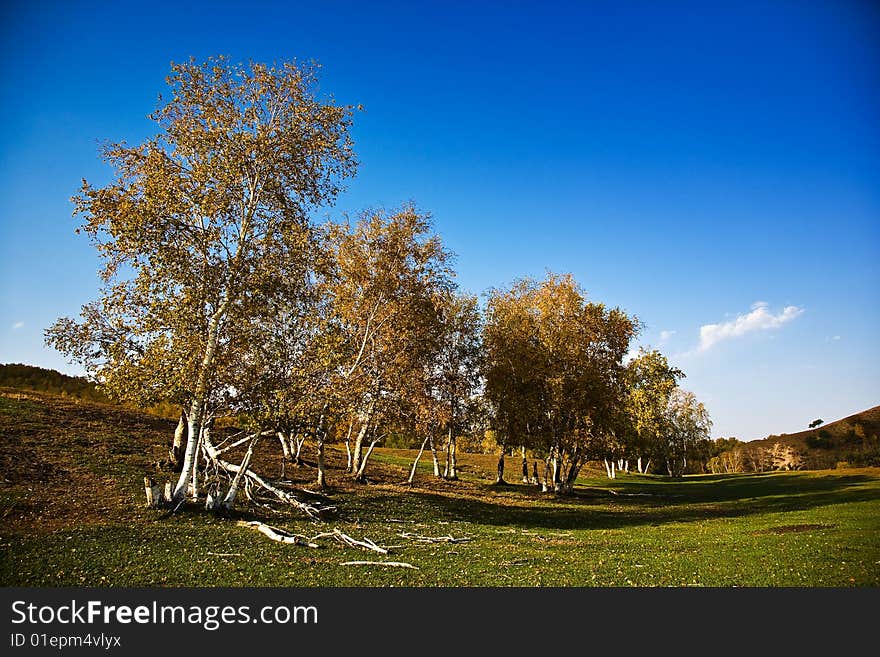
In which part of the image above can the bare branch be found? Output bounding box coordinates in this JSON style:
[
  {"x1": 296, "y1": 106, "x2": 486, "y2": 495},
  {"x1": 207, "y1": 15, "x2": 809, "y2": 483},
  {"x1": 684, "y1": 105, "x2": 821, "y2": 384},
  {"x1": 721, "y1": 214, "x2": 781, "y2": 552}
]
[{"x1": 340, "y1": 561, "x2": 418, "y2": 569}]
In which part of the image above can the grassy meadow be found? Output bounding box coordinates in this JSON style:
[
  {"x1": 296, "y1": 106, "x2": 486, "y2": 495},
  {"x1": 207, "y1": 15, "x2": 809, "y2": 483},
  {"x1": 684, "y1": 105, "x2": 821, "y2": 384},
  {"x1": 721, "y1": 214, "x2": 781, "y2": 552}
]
[{"x1": 1, "y1": 390, "x2": 878, "y2": 587}]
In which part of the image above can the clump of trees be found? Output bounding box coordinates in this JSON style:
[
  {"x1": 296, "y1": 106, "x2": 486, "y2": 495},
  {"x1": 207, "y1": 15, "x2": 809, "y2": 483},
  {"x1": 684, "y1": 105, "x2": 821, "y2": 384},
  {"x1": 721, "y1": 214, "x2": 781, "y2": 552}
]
[
  {"x1": 707, "y1": 416, "x2": 880, "y2": 472},
  {"x1": 46, "y1": 56, "x2": 714, "y2": 519},
  {"x1": 480, "y1": 275, "x2": 710, "y2": 489},
  {"x1": 0, "y1": 363, "x2": 110, "y2": 403},
  {"x1": 706, "y1": 440, "x2": 805, "y2": 473}
]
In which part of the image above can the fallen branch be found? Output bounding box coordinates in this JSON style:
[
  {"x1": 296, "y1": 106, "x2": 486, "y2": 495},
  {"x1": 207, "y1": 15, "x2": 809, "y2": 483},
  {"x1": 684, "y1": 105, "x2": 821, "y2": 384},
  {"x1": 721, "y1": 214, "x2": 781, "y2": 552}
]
[
  {"x1": 340, "y1": 561, "x2": 418, "y2": 569},
  {"x1": 399, "y1": 532, "x2": 471, "y2": 544},
  {"x1": 205, "y1": 438, "x2": 335, "y2": 518},
  {"x1": 312, "y1": 529, "x2": 389, "y2": 554},
  {"x1": 238, "y1": 521, "x2": 390, "y2": 554},
  {"x1": 238, "y1": 521, "x2": 320, "y2": 548}
]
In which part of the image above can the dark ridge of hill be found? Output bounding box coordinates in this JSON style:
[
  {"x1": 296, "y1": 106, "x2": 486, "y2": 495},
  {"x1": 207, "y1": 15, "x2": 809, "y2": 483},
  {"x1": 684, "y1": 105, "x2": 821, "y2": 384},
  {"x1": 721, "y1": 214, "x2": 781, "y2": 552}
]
[
  {"x1": 0, "y1": 363, "x2": 179, "y2": 418},
  {"x1": 753, "y1": 405, "x2": 880, "y2": 469},
  {"x1": 0, "y1": 363, "x2": 110, "y2": 403}
]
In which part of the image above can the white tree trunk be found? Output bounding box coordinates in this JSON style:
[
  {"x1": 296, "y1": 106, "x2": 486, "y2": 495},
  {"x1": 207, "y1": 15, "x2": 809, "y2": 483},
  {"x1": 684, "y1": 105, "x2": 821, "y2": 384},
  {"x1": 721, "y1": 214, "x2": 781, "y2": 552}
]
[
  {"x1": 637, "y1": 456, "x2": 643, "y2": 474},
  {"x1": 343, "y1": 421, "x2": 354, "y2": 472},
  {"x1": 278, "y1": 431, "x2": 291, "y2": 478},
  {"x1": 409, "y1": 436, "x2": 430, "y2": 484},
  {"x1": 446, "y1": 426, "x2": 458, "y2": 480},
  {"x1": 355, "y1": 438, "x2": 380, "y2": 481},
  {"x1": 315, "y1": 410, "x2": 329, "y2": 490},
  {"x1": 171, "y1": 411, "x2": 186, "y2": 469},
  {"x1": 220, "y1": 434, "x2": 260, "y2": 510},
  {"x1": 351, "y1": 404, "x2": 374, "y2": 476},
  {"x1": 429, "y1": 436, "x2": 441, "y2": 477},
  {"x1": 189, "y1": 422, "x2": 205, "y2": 499},
  {"x1": 174, "y1": 411, "x2": 202, "y2": 502},
  {"x1": 564, "y1": 459, "x2": 583, "y2": 492},
  {"x1": 293, "y1": 434, "x2": 304, "y2": 465},
  {"x1": 316, "y1": 437, "x2": 326, "y2": 489},
  {"x1": 351, "y1": 420, "x2": 371, "y2": 476},
  {"x1": 521, "y1": 446, "x2": 529, "y2": 483},
  {"x1": 173, "y1": 295, "x2": 229, "y2": 503},
  {"x1": 604, "y1": 458, "x2": 616, "y2": 479},
  {"x1": 189, "y1": 445, "x2": 199, "y2": 499}
]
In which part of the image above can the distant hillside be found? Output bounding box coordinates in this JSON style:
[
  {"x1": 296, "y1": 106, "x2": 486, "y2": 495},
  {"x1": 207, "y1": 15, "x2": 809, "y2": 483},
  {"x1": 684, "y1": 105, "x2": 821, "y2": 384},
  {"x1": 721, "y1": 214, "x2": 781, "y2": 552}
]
[
  {"x1": 753, "y1": 405, "x2": 880, "y2": 469},
  {"x1": 0, "y1": 363, "x2": 110, "y2": 403}
]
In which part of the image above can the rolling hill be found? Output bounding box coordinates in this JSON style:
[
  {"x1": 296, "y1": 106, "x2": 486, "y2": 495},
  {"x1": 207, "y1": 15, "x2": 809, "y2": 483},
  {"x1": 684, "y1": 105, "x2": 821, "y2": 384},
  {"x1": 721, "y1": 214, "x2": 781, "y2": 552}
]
[
  {"x1": 0, "y1": 362, "x2": 109, "y2": 403},
  {"x1": 752, "y1": 405, "x2": 880, "y2": 469}
]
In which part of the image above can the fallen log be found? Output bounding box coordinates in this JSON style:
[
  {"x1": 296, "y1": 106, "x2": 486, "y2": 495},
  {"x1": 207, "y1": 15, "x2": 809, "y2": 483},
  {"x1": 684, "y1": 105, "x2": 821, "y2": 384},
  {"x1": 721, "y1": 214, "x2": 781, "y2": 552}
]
[
  {"x1": 237, "y1": 521, "x2": 320, "y2": 548},
  {"x1": 340, "y1": 561, "x2": 418, "y2": 569}
]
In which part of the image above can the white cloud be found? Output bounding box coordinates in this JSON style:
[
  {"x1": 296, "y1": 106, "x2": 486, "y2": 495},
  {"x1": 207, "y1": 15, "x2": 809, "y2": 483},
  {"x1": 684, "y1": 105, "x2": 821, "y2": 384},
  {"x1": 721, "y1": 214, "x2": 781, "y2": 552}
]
[
  {"x1": 12, "y1": 321, "x2": 24, "y2": 330},
  {"x1": 659, "y1": 330, "x2": 676, "y2": 343},
  {"x1": 697, "y1": 301, "x2": 803, "y2": 352},
  {"x1": 832, "y1": 335, "x2": 841, "y2": 341}
]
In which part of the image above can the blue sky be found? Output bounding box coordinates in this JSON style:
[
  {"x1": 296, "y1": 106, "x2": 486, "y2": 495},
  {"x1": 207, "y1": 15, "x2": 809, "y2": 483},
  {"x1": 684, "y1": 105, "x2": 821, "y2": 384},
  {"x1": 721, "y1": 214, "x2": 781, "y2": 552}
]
[{"x1": 1, "y1": 0, "x2": 878, "y2": 440}]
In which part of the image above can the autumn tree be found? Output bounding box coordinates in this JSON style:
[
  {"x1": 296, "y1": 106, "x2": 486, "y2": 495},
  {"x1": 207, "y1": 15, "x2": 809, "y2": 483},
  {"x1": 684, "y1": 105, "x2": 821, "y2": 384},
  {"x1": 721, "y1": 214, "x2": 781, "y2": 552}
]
[
  {"x1": 662, "y1": 389, "x2": 712, "y2": 477},
  {"x1": 533, "y1": 275, "x2": 637, "y2": 492},
  {"x1": 327, "y1": 206, "x2": 454, "y2": 483},
  {"x1": 625, "y1": 348, "x2": 683, "y2": 475},
  {"x1": 45, "y1": 56, "x2": 358, "y2": 507},
  {"x1": 414, "y1": 292, "x2": 483, "y2": 481},
  {"x1": 222, "y1": 232, "x2": 343, "y2": 492},
  {"x1": 483, "y1": 279, "x2": 547, "y2": 485},
  {"x1": 484, "y1": 274, "x2": 637, "y2": 492}
]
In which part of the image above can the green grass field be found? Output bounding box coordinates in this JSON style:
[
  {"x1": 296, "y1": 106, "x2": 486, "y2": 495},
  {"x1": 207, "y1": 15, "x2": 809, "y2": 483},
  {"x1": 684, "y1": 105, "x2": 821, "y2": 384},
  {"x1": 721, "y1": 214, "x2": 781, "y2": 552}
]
[{"x1": 1, "y1": 390, "x2": 878, "y2": 587}]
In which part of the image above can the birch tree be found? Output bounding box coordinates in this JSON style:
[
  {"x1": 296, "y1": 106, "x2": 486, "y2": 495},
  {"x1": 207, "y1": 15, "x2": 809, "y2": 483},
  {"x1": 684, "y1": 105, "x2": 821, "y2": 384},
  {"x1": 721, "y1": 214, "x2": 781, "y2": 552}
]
[
  {"x1": 45, "y1": 56, "x2": 358, "y2": 505},
  {"x1": 327, "y1": 206, "x2": 453, "y2": 483},
  {"x1": 483, "y1": 280, "x2": 547, "y2": 485},
  {"x1": 226, "y1": 246, "x2": 341, "y2": 490},
  {"x1": 625, "y1": 348, "x2": 683, "y2": 474},
  {"x1": 484, "y1": 274, "x2": 637, "y2": 493},
  {"x1": 429, "y1": 293, "x2": 483, "y2": 480},
  {"x1": 662, "y1": 389, "x2": 712, "y2": 477}
]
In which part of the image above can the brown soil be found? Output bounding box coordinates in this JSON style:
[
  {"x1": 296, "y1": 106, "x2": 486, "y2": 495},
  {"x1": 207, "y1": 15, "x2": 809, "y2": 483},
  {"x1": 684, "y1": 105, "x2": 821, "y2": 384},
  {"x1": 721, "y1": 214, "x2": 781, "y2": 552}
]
[{"x1": 0, "y1": 389, "x2": 576, "y2": 534}]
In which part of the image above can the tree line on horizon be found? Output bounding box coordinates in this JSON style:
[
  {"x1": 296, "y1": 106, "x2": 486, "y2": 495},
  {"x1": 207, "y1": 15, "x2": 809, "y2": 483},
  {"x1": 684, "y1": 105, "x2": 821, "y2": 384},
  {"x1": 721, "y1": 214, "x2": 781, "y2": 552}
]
[
  {"x1": 0, "y1": 363, "x2": 111, "y2": 403},
  {"x1": 44, "y1": 56, "x2": 714, "y2": 517}
]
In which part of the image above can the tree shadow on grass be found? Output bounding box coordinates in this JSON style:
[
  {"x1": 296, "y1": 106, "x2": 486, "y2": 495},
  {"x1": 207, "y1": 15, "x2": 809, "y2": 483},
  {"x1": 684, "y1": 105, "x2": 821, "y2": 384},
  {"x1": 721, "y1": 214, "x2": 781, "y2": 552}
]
[{"x1": 346, "y1": 472, "x2": 880, "y2": 532}]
